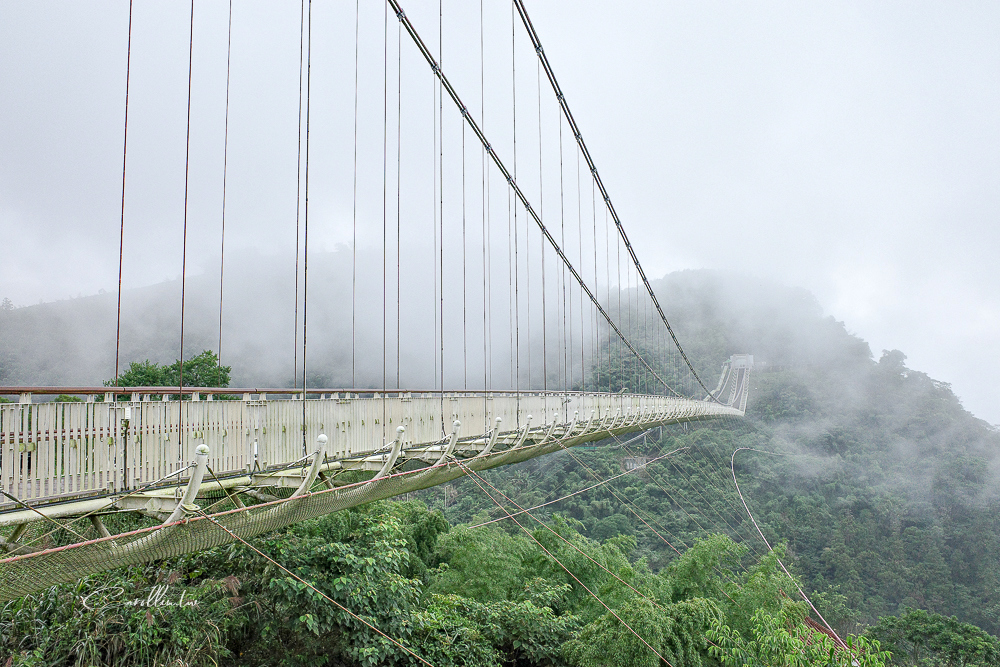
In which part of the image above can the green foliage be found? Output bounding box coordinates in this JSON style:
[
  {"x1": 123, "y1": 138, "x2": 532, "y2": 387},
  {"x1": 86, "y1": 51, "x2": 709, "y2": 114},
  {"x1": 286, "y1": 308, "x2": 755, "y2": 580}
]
[
  {"x1": 565, "y1": 597, "x2": 667, "y2": 667},
  {"x1": 864, "y1": 608, "x2": 1000, "y2": 666},
  {"x1": 415, "y1": 592, "x2": 578, "y2": 667},
  {"x1": 430, "y1": 523, "x2": 536, "y2": 602},
  {"x1": 0, "y1": 565, "x2": 252, "y2": 666},
  {"x1": 565, "y1": 596, "x2": 721, "y2": 667},
  {"x1": 709, "y1": 608, "x2": 892, "y2": 667},
  {"x1": 107, "y1": 350, "x2": 231, "y2": 388},
  {"x1": 666, "y1": 533, "x2": 745, "y2": 603}
]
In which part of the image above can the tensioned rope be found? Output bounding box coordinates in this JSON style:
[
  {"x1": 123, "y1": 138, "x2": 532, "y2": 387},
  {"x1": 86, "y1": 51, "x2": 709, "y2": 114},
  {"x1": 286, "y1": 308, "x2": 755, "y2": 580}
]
[
  {"x1": 352, "y1": 0, "x2": 360, "y2": 388},
  {"x1": 113, "y1": 0, "x2": 134, "y2": 388},
  {"x1": 454, "y1": 459, "x2": 675, "y2": 667},
  {"x1": 217, "y1": 0, "x2": 233, "y2": 385},
  {"x1": 552, "y1": 430, "x2": 758, "y2": 591},
  {"x1": 397, "y1": 18, "x2": 402, "y2": 388},
  {"x1": 438, "y1": 0, "x2": 445, "y2": 420},
  {"x1": 511, "y1": 0, "x2": 716, "y2": 401},
  {"x1": 386, "y1": 0, "x2": 679, "y2": 397},
  {"x1": 538, "y1": 58, "x2": 547, "y2": 391},
  {"x1": 194, "y1": 509, "x2": 436, "y2": 667},
  {"x1": 576, "y1": 143, "x2": 584, "y2": 390},
  {"x1": 300, "y1": 0, "x2": 313, "y2": 453},
  {"x1": 15, "y1": 463, "x2": 196, "y2": 552},
  {"x1": 610, "y1": 430, "x2": 766, "y2": 560},
  {"x1": 730, "y1": 446, "x2": 852, "y2": 657},
  {"x1": 177, "y1": 0, "x2": 196, "y2": 457},
  {"x1": 455, "y1": 429, "x2": 698, "y2": 561},
  {"x1": 480, "y1": 0, "x2": 489, "y2": 417},
  {"x1": 552, "y1": 438, "x2": 699, "y2": 559},
  {"x1": 510, "y1": 3, "x2": 520, "y2": 393},
  {"x1": 292, "y1": 0, "x2": 306, "y2": 391},
  {"x1": 458, "y1": 461, "x2": 671, "y2": 608},
  {"x1": 467, "y1": 446, "x2": 687, "y2": 529},
  {"x1": 559, "y1": 111, "x2": 569, "y2": 389},
  {"x1": 383, "y1": 0, "x2": 389, "y2": 440}
]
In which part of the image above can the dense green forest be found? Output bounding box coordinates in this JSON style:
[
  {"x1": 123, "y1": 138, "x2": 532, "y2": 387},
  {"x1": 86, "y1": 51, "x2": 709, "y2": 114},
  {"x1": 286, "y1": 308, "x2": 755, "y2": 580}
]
[
  {"x1": 3, "y1": 270, "x2": 999, "y2": 665},
  {"x1": 425, "y1": 272, "x2": 1000, "y2": 633}
]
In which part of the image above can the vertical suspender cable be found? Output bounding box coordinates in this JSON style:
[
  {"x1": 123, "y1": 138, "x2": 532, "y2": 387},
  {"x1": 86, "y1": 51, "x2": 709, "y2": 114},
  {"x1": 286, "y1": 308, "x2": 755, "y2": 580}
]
[
  {"x1": 352, "y1": 0, "x2": 360, "y2": 388},
  {"x1": 590, "y1": 175, "x2": 601, "y2": 391},
  {"x1": 438, "y1": 0, "x2": 444, "y2": 424},
  {"x1": 292, "y1": 0, "x2": 305, "y2": 391},
  {"x1": 462, "y1": 119, "x2": 468, "y2": 390},
  {"x1": 217, "y1": 0, "x2": 233, "y2": 385},
  {"x1": 397, "y1": 21, "x2": 402, "y2": 389},
  {"x1": 616, "y1": 220, "x2": 622, "y2": 389},
  {"x1": 558, "y1": 112, "x2": 568, "y2": 391},
  {"x1": 457, "y1": 1, "x2": 467, "y2": 392},
  {"x1": 480, "y1": 0, "x2": 490, "y2": 414},
  {"x1": 177, "y1": 0, "x2": 196, "y2": 463},
  {"x1": 508, "y1": 176, "x2": 514, "y2": 387},
  {"x1": 576, "y1": 146, "x2": 583, "y2": 391},
  {"x1": 537, "y1": 59, "x2": 546, "y2": 392},
  {"x1": 301, "y1": 0, "x2": 312, "y2": 451},
  {"x1": 381, "y1": 0, "x2": 388, "y2": 437},
  {"x1": 113, "y1": 0, "x2": 134, "y2": 389},
  {"x1": 605, "y1": 205, "x2": 611, "y2": 392},
  {"x1": 433, "y1": 70, "x2": 440, "y2": 393},
  {"x1": 517, "y1": 13, "x2": 530, "y2": 393},
  {"x1": 511, "y1": 3, "x2": 520, "y2": 395}
]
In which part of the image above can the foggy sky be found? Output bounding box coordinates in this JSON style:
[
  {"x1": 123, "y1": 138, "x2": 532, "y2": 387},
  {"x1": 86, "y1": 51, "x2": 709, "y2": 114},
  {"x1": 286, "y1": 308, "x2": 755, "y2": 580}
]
[{"x1": 1, "y1": 1, "x2": 998, "y2": 423}]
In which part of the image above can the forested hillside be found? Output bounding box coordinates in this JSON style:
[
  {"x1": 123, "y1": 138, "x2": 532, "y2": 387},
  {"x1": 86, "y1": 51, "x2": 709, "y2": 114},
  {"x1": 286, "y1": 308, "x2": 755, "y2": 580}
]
[
  {"x1": 3, "y1": 270, "x2": 999, "y2": 666},
  {"x1": 426, "y1": 271, "x2": 1000, "y2": 635}
]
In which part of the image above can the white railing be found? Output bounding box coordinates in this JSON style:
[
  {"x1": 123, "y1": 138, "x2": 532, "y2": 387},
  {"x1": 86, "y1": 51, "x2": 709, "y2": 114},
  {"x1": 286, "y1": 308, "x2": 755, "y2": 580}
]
[{"x1": 0, "y1": 390, "x2": 743, "y2": 508}]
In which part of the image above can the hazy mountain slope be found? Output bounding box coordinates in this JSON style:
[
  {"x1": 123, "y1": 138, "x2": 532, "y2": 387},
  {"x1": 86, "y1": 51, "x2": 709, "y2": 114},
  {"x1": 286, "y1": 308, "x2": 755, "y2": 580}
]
[{"x1": 420, "y1": 269, "x2": 1000, "y2": 634}]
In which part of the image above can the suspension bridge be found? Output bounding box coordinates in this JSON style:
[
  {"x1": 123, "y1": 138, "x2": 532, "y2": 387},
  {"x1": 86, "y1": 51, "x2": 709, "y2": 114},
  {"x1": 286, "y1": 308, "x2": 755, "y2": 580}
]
[{"x1": 0, "y1": 0, "x2": 752, "y2": 603}]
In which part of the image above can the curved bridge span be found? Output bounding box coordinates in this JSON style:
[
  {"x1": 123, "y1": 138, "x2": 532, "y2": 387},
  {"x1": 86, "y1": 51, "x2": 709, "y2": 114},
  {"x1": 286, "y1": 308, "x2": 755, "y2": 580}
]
[
  {"x1": 0, "y1": 358, "x2": 749, "y2": 601},
  {"x1": 0, "y1": 0, "x2": 760, "y2": 603}
]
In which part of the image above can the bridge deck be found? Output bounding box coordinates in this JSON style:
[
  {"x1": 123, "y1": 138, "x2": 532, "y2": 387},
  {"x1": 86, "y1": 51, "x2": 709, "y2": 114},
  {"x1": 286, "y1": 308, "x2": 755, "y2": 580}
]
[
  {"x1": 0, "y1": 389, "x2": 743, "y2": 514},
  {"x1": 0, "y1": 358, "x2": 750, "y2": 601}
]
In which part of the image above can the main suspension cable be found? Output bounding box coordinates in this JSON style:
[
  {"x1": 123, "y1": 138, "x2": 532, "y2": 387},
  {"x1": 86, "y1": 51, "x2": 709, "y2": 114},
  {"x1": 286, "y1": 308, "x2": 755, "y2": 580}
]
[
  {"x1": 511, "y1": 0, "x2": 716, "y2": 401},
  {"x1": 387, "y1": 0, "x2": 678, "y2": 397}
]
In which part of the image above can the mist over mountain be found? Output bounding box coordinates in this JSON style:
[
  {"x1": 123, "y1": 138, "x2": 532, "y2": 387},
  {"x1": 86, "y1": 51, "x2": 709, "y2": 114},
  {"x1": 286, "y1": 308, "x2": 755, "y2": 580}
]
[
  {"x1": 419, "y1": 268, "x2": 1000, "y2": 635},
  {"x1": 1, "y1": 246, "x2": 462, "y2": 390}
]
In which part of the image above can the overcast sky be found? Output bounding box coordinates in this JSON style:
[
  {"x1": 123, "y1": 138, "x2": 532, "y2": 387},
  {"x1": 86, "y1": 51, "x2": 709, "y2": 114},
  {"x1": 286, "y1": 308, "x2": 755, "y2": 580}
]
[{"x1": 1, "y1": 1, "x2": 998, "y2": 423}]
